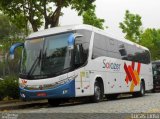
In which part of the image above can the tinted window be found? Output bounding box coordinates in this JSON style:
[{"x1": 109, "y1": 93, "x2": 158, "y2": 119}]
[
  {"x1": 92, "y1": 33, "x2": 108, "y2": 58},
  {"x1": 92, "y1": 33, "x2": 150, "y2": 64},
  {"x1": 76, "y1": 29, "x2": 92, "y2": 63},
  {"x1": 92, "y1": 34, "x2": 121, "y2": 59},
  {"x1": 120, "y1": 43, "x2": 151, "y2": 64},
  {"x1": 134, "y1": 47, "x2": 150, "y2": 64},
  {"x1": 108, "y1": 39, "x2": 122, "y2": 59}
]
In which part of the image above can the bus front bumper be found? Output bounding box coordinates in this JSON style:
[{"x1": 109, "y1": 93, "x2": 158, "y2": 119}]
[{"x1": 19, "y1": 80, "x2": 75, "y2": 100}]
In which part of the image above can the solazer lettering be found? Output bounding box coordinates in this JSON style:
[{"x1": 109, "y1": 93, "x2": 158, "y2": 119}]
[{"x1": 103, "y1": 59, "x2": 121, "y2": 71}]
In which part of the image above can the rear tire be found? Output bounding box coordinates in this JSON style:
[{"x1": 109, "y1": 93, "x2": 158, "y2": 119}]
[
  {"x1": 48, "y1": 99, "x2": 61, "y2": 107},
  {"x1": 91, "y1": 82, "x2": 103, "y2": 103},
  {"x1": 140, "y1": 81, "x2": 145, "y2": 96},
  {"x1": 132, "y1": 81, "x2": 145, "y2": 97}
]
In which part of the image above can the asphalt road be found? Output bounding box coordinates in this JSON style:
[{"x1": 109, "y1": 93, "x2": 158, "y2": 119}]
[
  {"x1": 7, "y1": 93, "x2": 160, "y2": 113},
  {"x1": 1, "y1": 93, "x2": 160, "y2": 119}
]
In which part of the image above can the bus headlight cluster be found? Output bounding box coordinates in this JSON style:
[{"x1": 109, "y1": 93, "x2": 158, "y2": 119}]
[
  {"x1": 52, "y1": 77, "x2": 72, "y2": 88},
  {"x1": 20, "y1": 93, "x2": 26, "y2": 98},
  {"x1": 22, "y1": 75, "x2": 77, "y2": 90},
  {"x1": 43, "y1": 75, "x2": 77, "y2": 89}
]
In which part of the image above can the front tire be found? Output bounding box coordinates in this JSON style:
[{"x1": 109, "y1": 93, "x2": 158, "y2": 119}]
[{"x1": 91, "y1": 82, "x2": 103, "y2": 103}]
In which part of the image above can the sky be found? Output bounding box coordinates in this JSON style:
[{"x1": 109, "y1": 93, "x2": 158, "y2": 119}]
[{"x1": 59, "y1": 0, "x2": 160, "y2": 39}]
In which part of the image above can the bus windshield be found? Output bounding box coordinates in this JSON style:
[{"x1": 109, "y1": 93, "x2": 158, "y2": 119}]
[{"x1": 20, "y1": 33, "x2": 74, "y2": 79}]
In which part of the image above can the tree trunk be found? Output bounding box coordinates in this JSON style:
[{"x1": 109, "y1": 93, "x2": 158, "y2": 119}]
[
  {"x1": 50, "y1": 7, "x2": 61, "y2": 28},
  {"x1": 32, "y1": 24, "x2": 38, "y2": 32},
  {"x1": 50, "y1": 0, "x2": 63, "y2": 28},
  {"x1": 43, "y1": 0, "x2": 49, "y2": 29}
]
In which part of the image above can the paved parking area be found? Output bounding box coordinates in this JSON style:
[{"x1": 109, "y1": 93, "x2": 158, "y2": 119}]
[
  {"x1": 1, "y1": 93, "x2": 159, "y2": 113},
  {"x1": 0, "y1": 93, "x2": 160, "y2": 119}
]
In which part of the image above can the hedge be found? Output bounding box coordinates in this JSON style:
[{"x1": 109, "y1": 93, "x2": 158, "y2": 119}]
[{"x1": 0, "y1": 75, "x2": 19, "y2": 100}]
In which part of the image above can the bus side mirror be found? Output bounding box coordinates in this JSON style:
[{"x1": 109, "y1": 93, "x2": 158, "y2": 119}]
[
  {"x1": 68, "y1": 33, "x2": 83, "y2": 50},
  {"x1": 9, "y1": 43, "x2": 24, "y2": 60},
  {"x1": 74, "y1": 33, "x2": 83, "y2": 39},
  {"x1": 74, "y1": 33, "x2": 83, "y2": 45}
]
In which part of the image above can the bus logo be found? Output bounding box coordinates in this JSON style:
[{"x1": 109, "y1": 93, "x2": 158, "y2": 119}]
[{"x1": 103, "y1": 59, "x2": 121, "y2": 71}]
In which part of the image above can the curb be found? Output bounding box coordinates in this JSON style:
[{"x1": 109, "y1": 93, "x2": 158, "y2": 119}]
[
  {"x1": 0, "y1": 100, "x2": 21, "y2": 105},
  {"x1": 0, "y1": 100, "x2": 48, "y2": 111}
]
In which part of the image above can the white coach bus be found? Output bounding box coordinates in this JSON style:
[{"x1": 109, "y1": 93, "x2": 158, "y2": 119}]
[{"x1": 10, "y1": 25, "x2": 153, "y2": 106}]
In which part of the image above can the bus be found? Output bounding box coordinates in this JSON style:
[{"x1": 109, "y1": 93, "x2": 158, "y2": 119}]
[
  {"x1": 152, "y1": 61, "x2": 160, "y2": 92},
  {"x1": 10, "y1": 25, "x2": 153, "y2": 106}
]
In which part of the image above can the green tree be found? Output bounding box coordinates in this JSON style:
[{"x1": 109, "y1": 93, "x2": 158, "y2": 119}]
[
  {"x1": 0, "y1": 14, "x2": 25, "y2": 41},
  {"x1": 119, "y1": 10, "x2": 143, "y2": 42},
  {"x1": 0, "y1": 15, "x2": 10, "y2": 40},
  {"x1": 0, "y1": 0, "x2": 95, "y2": 32},
  {"x1": 83, "y1": 5, "x2": 105, "y2": 29},
  {"x1": 0, "y1": 14, "x2": 24, "y2": 77},
  {"x1": 140, "y1": 28, "x2": 160, "y2": 60}
]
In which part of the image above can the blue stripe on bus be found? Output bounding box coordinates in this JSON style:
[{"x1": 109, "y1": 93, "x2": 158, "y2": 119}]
[{"x1": 19, "y1": 80, "x2": 75, "y2": 100}]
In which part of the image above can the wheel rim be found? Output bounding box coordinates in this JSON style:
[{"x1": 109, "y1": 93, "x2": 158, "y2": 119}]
[{"x1": 95, "y1": 85, "x2": 101, "y2": 100}]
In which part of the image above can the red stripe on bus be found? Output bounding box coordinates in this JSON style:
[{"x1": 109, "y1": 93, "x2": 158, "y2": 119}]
[
  {"x1": 124, "y1": 63, "x2": 132, "y2": 81},
  {"x1": 137, "y1": 63, "x2": 141, "y2": 74},
  {"x1": 125, "y1": 76, "x2": 129, "y2": 84},
  {"x1": 132, "y1": 62, "x2": 135, "y2": 70},
  {"x1": 128, "y1": 66, "x2": 137, "y2": 85}
]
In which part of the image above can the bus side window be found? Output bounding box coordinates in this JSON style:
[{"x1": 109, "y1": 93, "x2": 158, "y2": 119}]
[
  {"x1": 76, "y1": 29, "x2": 91, "y2": 63},
  {"x1": 107, "y1": 39, "x2": 121, "y2": 59},
  {"x1": 75, "y1": 44, "x2": 84, "y2": 65},
  {"x1": 92, "y1": 33, "x2": 108, "y2": 59}
]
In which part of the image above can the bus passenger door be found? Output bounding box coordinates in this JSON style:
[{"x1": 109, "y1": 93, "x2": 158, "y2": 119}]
[{"x1": 74, "y1": 44, "x2": 91, "y2": 97}]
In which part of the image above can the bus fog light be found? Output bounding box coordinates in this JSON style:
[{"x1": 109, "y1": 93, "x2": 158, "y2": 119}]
[
  {"x1": 21, "y1": 93, "x2": 26, "y2": 98},
  {"x1": 63, "y1": 90, "x2": 68, "y2": 94}
]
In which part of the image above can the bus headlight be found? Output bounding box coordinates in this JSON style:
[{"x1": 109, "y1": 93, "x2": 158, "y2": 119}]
[
  {"x1": 20, "y1": 93, "x2": 26, "y2": 98},
  {"x1": 42, "y1": 75, "x2": 77, "y2": 89},
  {"x1": 22, "y1": 75, "x2": 77, "y2": 90}
]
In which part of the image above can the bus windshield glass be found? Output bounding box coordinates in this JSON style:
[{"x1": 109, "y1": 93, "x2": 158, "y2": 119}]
[{"x1": 20, "y1": 33, "x2": 74, "y2": 79}]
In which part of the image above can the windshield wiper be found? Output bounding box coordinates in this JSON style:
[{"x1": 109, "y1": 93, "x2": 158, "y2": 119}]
[{"x1": 27, "y1": 50, "x2": 42, "y2": 77}]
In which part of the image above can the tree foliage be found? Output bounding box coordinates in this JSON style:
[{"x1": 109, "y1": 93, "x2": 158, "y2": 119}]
[
  {"x1": 0, "y1": 14, "x2": 25, "y2": 41},
  {"x1": 83, "y1": 5, "x2": 105, "y2": 29},
  {"x1": 120, "y1": 10, "x2": 160, "y2": 60},
  {"x1": 0, "y1": 0, "x2": 95, "y2": 32},
  {"x1": 0, "y1": 14, "x2": 24, "y2": 78},
  {"x1": 0, "y1": 14, "x2": 24, "y2": 50},
  {"x1": 140, "y1": 28, "x2": 160, "y2": 60},
  {"x1": 119, "y1": 10, "x2": 142, "y2": 42},
  {"x1": 0, "y1": 75, "x2": 19, "y2": 100}
]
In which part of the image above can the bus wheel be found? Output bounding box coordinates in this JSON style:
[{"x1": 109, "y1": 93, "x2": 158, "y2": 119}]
[
  {"x1": 48, "y1": 99, "x2": 61, "y2": 107},
  {"x1": 139, "y1": 81, "x2": 145, "y2": 96},
  {"x1": 133, "y1": 81, "x2": 145, "y2": 97},
  {"x1": 91, "y1": 82, "x2": 102, "y2": 103}
]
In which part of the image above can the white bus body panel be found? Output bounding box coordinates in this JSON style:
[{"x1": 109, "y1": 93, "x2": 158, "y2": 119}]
[{"x1": 20, "y1": 25, "x2": 153, "y2": 99}]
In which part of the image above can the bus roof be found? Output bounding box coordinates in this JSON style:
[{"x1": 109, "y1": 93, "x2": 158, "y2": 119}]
[
  {"x1": 27, "y1": 24, "x2": 149, "y2": 51},
  {"x1": 27, "y1": 24, "x2": 93, "y2": 39}
]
